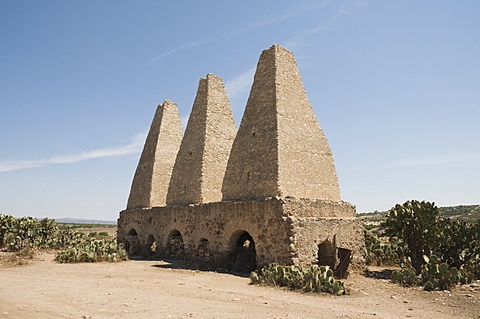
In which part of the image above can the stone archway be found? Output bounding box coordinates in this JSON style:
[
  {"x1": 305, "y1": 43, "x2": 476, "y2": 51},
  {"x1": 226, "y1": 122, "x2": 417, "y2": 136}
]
[
  {"x1": 123, "y1": 228, "x2": 139, "y2": 256},
  {"x1": 146, "y1": 234, "x2": 157, "y2": 255},
  {"x1": 226, "y1": 230, "x2": 257, "y2": 273},
  {"x1": 165, "y1": 230, "x2": 184, "y2": 259}
]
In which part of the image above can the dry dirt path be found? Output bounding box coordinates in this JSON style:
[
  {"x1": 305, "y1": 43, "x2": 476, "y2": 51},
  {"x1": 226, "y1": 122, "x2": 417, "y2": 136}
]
[{"x1": 0, "y1": 254, "x2": 478, "y2": 318}]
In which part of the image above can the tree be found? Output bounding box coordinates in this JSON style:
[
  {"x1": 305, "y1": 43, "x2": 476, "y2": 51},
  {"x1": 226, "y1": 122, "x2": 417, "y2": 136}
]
[{"x1": 382, "y1": 200, "x2": 439, "y2": 274}]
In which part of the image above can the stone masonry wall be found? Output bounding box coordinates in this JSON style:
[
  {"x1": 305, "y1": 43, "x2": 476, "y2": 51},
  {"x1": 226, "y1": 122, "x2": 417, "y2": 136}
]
[
  {"x1": 127, "y1": 100, "x2": 183, "y2": 208},
  {"x1": 289, "y1": 216, "x2": 365, "y2": 268},
  {"x1": 222, "y1": 45, "x2": 341, "y2": 201},
  {"x1": 274, "y1": 46, "x2": 341, "y2": 201},
  {"x1": 221, "y1": 47, "x2": 280, "y2": 201},
  {"x1": 167, "y1": 74, "x2": 236, "y2": 205},
  {"x1": 281, "y1": 197, "x2": 356, "y2": 218},
  {"x1": 118, "y1": 198, "x2": 292, "y2": 268},
  {"x1": 120, "y1": 44, "x2": 365, "y2": 272},
  {"x1": 118, "y1": 197, "x2": 364, "y2": 269}
]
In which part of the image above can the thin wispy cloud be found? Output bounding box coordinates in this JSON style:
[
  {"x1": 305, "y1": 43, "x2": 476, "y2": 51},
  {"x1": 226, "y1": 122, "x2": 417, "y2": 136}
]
[
  {"x1": 286, "y1": 0, "x2": 367, "y2": 51},
  {"x1": 230, "y1": 0, "x2": 330, "y2": 37},
  {"x1": 0, "y1": 133, "x2": 146, "y2": 173},
  {"x1": 145, "y1": 38, "x2": 214, "y2": 66},
  {"x1": 146, "y1": 1, "x2": 332, "y2": 66},
  {"x1": 145, "y1": 45, "x2": 186, "y2": 66},
  {"x1": 382, "y1": 153, "x2": 480, "y2": 168},
  {"x1": 330, "y1": 0, "x2": 367, "y2": 25},
  {"x1": 225, "y1": 68, "x2": 255, "y2": 101},
  {"x1": 285, "y1": 25, "x2": 328, "y2": 50}
]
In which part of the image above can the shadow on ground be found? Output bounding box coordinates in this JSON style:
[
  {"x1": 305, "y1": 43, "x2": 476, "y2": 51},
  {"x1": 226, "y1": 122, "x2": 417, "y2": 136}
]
[
  {"x1": 128, "y1": 255, "x2": 251, "y2": 278},
  {"x1": 362, "y1": 268, "x2": 394, "y2": 280}
]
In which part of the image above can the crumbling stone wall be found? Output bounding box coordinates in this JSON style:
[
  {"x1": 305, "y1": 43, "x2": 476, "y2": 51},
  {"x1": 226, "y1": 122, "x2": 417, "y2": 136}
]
[
  {"x1": 290, "y1": 216, "x2": 365, "y2": 267},
  {"x1": 118, "y1": 197, "x2": 364, "y2": 269},
  {"x1": 118, "y1": 197, "x2": 292, "y2": 269}
]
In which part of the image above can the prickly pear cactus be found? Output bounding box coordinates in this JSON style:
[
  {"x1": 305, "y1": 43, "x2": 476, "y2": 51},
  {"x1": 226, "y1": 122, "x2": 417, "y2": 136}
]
[
  {"x1": 250, "y1": 263, "x2": 349, "y2": 295},
  {"x1": 392, "y1": 267, "x2": 419, "y2": 287},
  {"x1": 418, "y1": 255, "x2": 473, "y2": 291}
]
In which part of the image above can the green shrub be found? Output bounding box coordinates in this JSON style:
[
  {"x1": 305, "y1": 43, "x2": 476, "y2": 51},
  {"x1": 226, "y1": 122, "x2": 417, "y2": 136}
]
[
  {"x1": 55, "y1": 237, "x2": 127, "y2": 263},
  {"x1": 379, "y1": 200, "x2": 479, "y2": 289},
  {"x1": 250, "y1": 263, "x2": 349, "y2": 295},
  {"x1": 0, "y1": 214, "x2": 126, "y2": 264},
  {"x1": 364, "y1": 230, "x2": 406, "y2": 266},
  {"x1": 382, "y1": 200, "x2": 439, "y2": 273},
  {"x1": 392, "y1": 254, "x2": 478, "y2": 291},
  {"x1": 391, "y1": 267, "x2": 419, "y2": 287}
]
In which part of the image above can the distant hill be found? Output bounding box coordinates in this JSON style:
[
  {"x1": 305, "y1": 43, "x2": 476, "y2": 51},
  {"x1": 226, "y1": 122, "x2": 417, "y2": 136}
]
[
  {"x1": 55, "y1": 217, "x2": 117, "y2": 225},
  {"x1": 438, "y1": 205, "x2": 480, "y2": 221},
  {"x1": 358, "y1": 204, "x2": 480, "y2": 224}
]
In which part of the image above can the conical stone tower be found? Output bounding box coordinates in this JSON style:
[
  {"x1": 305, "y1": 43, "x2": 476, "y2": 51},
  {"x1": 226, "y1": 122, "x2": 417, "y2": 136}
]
[
  {"x1": 127, "y1": 100, "x2": 183, "y2": 209},
  {"x1": 167, "y1": 74, "x2": 237, "y2": 205},
  {"x1": 222, "y1": 44, "x2": 341, "y2": 201},
  {"x1": 119, "y1": 46, "x2": 364, "y2": 271}
]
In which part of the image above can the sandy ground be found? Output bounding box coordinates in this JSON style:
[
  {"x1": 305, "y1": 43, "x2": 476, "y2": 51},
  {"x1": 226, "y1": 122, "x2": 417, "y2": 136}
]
[
  {"x1": 0, "y1": 253, "x2": 478, "y2": 319},
  {"x1": 1, "y1": 227, "x2": 479, "y2": 318}
]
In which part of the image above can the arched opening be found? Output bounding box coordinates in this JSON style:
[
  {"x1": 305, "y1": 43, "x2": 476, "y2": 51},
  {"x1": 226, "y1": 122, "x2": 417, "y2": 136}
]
[
  {"x1": 146, "y1": 234, "x2": 157, "y2": 255},
  {"x1": 123, "y1": 228, "x2": 139, "y2": 256},
  {"x1": 165, "y1": 230, "x2": 184, "y2": 259},
  {"x1": 226, "y1": 230, "x2": 256, "y2": 273},
  {"x1": 317, "y1": 238, "x2": 336, "y2": 269}
]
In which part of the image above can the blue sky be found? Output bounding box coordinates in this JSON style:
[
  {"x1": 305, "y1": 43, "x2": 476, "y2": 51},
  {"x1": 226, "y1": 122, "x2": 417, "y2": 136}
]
[{"x1": 1, "y1": 1, "x2": 479, "y2": 221}]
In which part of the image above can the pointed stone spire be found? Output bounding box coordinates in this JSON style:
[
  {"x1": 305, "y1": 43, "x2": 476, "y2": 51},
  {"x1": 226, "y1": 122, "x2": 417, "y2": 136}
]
[
  {"x1": 166, "y1": 74, "x2": 237, "y2": 205},
  {"x1": 222, "y1": 44, "x2": 341, "y2": 201},
  {"x1": 127, "y1": 100, "x2": 183, "y2": 209}
]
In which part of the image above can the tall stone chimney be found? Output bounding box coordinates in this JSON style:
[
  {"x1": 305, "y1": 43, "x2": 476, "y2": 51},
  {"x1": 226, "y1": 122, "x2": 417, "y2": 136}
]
[
  {"x1": 222, "y1": 44, "x2": 341, "y2": 201},
  {"x1": 127, "y1": 100, "x2": 183, "y2": 209},
  {"x1": 167, "y1": 74, "x2": 237, "y2": 205}
]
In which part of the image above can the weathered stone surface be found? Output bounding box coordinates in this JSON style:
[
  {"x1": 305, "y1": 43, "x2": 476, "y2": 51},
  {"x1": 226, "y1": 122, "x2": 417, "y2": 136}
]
[
  {"x1": 118, "y1": 197, "x2": 364, "y2": 269},
  {"x1": 127, "y1": 100, "x2": 183, "y2": 208},
  {"x1": 120, "y1": 45, "x2": 364, "y2": 272},
  {"x1": 222, "y1": 44, "x2": 340, "y2": 201},
  {"x1": 167, "y1": 74, "x2": 236, "y2": 205}
]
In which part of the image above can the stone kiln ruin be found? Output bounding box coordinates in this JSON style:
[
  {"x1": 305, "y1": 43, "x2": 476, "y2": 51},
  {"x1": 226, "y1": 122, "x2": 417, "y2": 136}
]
[{"x1": 118, "y1": 45, "x2": 364, "y2": 275}]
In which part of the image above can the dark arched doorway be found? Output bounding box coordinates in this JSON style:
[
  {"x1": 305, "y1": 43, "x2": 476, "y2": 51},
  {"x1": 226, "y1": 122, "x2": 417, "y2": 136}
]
[
  {"x1": 146, "y1": 234, "x2": 157, "y2": 256},
  {"x1": 123, "y1": 228, "x2": 139, "y2": 256},
  {"x1": 227, "y1": 230, "x2": 257, "y2": 273}
]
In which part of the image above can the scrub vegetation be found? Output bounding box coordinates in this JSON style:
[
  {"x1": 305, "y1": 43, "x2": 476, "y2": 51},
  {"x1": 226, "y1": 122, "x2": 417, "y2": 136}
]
[
  {"x1": 0, "y1": 214, "x2": 126, "y2": 264},
  {"x1": 364, "y1": 200, "x2": 480, "y2": 291}
]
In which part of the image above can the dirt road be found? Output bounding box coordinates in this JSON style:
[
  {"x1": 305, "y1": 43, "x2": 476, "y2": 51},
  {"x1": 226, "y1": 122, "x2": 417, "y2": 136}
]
[{"x1": 0, "y1": 254, "x2": 478, "y2": 318}]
